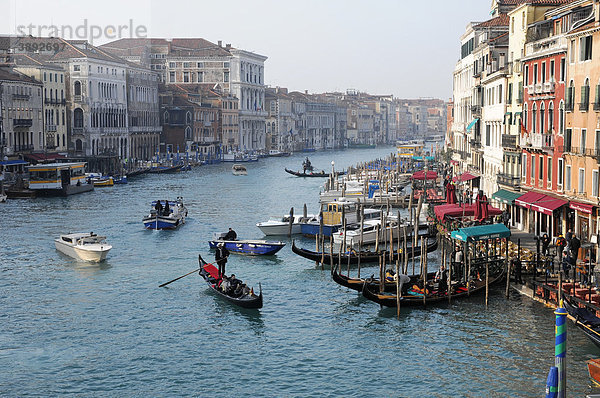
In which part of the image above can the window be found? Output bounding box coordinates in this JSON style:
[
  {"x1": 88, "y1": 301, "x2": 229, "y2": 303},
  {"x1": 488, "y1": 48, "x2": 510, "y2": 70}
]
[
  {"x1": 169, "y1": 71, "x2": 175, "y2": 82},
  {"x1": 548, "y1": 102, "x2": 554, "y2": 132},
  {"x1": 596, "y1": 130, "x2": 600, "y2": 155},
  {"x1": 581, "y1": 78, "x2": 590, "y2": 111},
  {"x1": 183, "y1": 72, "x2": 189, "y2": 83},
  {"x1": 498, "y1": 84, "x2": 503, "y2": 103},
  {"x1": 594, "y1": 170, "x2": 600, "y2": 197},
  {"x1": 486, "y1": 124, "x2": 491, "y2": 146},
  {"x1": 550, "y1": 60, "x2": 555, "y2": 81},
  {"x1": 74, "y1": 81, "x2": 81, "y2": 96},
  {"x1": 508, "y1": 83, "x2": 513, "y2": 104},
  {"x1": 579, "y1": 168, "x2": 585, "y2": 193},
  {"x1": 566, "y1": 165, "x2": 571, "y2": 191},
  {"x1": 183, "y1": 62, "x2": 191, "y2": 68},
  {"x1": 224, "y1": 71, "x2": 229, "y2": 83},
  {"x1": 558, "y1": 158, "x2": 564, "y2": 188},
  {"x1": 197, "y1": 72, "x2": 203, "y2": 83},
  {"x1": 197, "y1": 62, "x2": 204, "y2": 68},
  {"x1": 560, "y1": 58, "x2": 566, "y2": 81},
  {"x1": 532, "y1": 155, "x2": 536, "y2": 183},
  {"x1": 581, "y1": 129, "x2": 587, "y2": 153},
  {"x1": 566, "y1": 82, "x2": 575, "y2": 111},
  {"x1": 522, "y1": 153, "x2": 527, "y2": 178},
  {"x1": 540, "y1": 102, "x2": 545, "y2": 134},
  {"x1": 524, "y1": 104, "x2": 528, "y2": 130},
  {"x1": 541, "y1": 62, "x2": 546, "y2": 83},
  {"x1": 580, "y1": 36, "x2": 593, "y2": 61},
  {"x1": 534, "y1": 64, "x2": 538, "y2": 84},
  {"x1": 565, "y1": 128, "x2": 572, "y2": 152},
  {"x1": 539, "y1": 156, "x2": 543, "y2": 181},
  {"x1": 548, "y1": 156, "x2": 552, "y2": 183},
  {"x1": 525, "y1": 65, "x2": 529, "y2": 85},
  {"x1": 73, "y1": 65, "x2": 80, "y2": 71},
  {"x1": 532, "y1": 104, "x2": 537, "y2": 133},
  {"x1": 169, "y1": 62, "x2": 176, "y2": 68},
  {"x1": 559, "y1": 101, "x2": 565, "y2": 134},
  {"x1": 73, "y1": 108, "x2": 83, "y2": 128},
  {"x1": 570, "y1": 39, "x2": 576, "y2": 63}
]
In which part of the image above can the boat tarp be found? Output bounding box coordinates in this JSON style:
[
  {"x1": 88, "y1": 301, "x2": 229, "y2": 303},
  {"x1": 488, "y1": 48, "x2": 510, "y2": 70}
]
[
  {"x1": 434, "y1": 203, "x2": 502, "y2": 222},
  {"x1": 411, "y1": 170, "x2": 438, "y2": 180},
  {"x1": 450, "y1": 223, "x2": 511, "y2": 242}
]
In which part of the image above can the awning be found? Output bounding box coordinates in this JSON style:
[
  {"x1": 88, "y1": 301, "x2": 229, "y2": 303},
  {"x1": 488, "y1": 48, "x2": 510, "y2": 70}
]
[
  {"x1": 453, "y1": 172, "x2": 479, "y2": 182},
  {"x1": 466, "y1": 119, "x2": 479, "y2": 132},
  {"x1": 530, "y1": 196, "x2": 567, "y2": 216},
  {"x1": 434, "y1": 203, "x2": 502, "y2": 222},
  {"x1": 570, "y1": 201, "x2": 595, "y2": 214},
  {"x1": 492, "y1": 189, "x2": 522, "y2": 204},
  {"x1": 412, "y1": 170, "x2": 438, "y2": 180},
  {"x1": 23, "y1": 153, "x2": 66, "y2": 163},
  {"x1": 450, "y1": 160, "x2": 459, "y2": 165},
  {"x1": 451, "y1": 223, "x2": 511, "y2": 242},
  {"x1": 515, "y1": 191, "x2": 546, "y2": 209}
]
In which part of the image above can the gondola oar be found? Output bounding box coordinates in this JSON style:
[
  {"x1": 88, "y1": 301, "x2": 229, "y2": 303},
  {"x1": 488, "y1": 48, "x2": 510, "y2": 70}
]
[{"x1": 159, "y1": 256, "x2": 204, "y2": 287}]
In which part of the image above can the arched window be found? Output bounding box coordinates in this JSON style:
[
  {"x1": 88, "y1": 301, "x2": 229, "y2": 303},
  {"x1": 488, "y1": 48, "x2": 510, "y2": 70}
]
[
  {"x1": 74, "y1": 81, "x2": 81, "y2": 96},
  {"x1": 540, "y1": 102, "x2": 545, "y2": 134},
  {"x1": 583, "y1": 78, "x2": 590, "y2": 110},
  {"x1": 559, "y1": 101, "x2": 565, "y2": 134},
  {"x1": 164, "y1": 111, "x2": 169, "y2": 123},
  {"x1": 524, "y1": 103, "x2": 528, "y2": 131},
  {"x1": 73, "y1": 108, "x2": 84, "y2": 128},
  {"x1": 186, "y1": 111, "x2": 192, "y2": 124},
  {"x1": 548, "y1": 101, "x2": 554, "y2": 132},
  {"x1": 75, "y1": 139, "x2": 83, "y2": 151},
  {"x1": 532, "y1": 103, "x2": 537, "y2": 134},
  {"x1": 185, "y1": 126, "x2": 192, "y2": 140}
]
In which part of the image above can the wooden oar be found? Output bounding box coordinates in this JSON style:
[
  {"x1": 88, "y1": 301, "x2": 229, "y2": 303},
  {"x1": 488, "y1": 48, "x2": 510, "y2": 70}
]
[{"x1": 159, "y1": 267, "x2": 200, "y2": 287}]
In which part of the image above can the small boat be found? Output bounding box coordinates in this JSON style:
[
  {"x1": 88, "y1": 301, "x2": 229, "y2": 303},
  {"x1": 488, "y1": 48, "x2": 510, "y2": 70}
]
[
  {"x1": 143, "y1": 198, "x2": 188, "y2": 230},
  {"x1": 269, "y1": 150, "x2": 290, "y2": 157},
  {"x1": 588, "y1": 358, "x2": 600, "y2": 387},
  {"x1": 54, "y1": 232, "x2": 112, "y2": 262},
  {"x1": 256, "y1": 213, "x2": 315, "y2": 235},
  {"x1": 284, "y1": 168, "x2": 346, "y2": 178},
  {"x1": 232, "y1": 164, "x2": 248, "y2": 176},
  {"x1": 113, "y1": 175, "x2": 128, "y2": 184},
  {"x1": 208, "y1": 238, "x2": 285, "y2": 256},
  {"x1": 563, "y1": 297, "x2": 600, "y2": 348},
  {"x1": 333, "y1": 220, "x2": 430, "y2": 246},
  {"x1": 198, "y1": 255, "x2": 263, "y2": 309},
  {"x1": 291, "y1": 236, "x2": 438, "y2": 265},
  {"x1": 333, "y1": 265, "x2": 436, "y2": 293},
  {"x1": 147, "y1": 164, "x2": 181, "y2": 173},
  {"x1": 361, "y1": 264, "x2": 505, "y2": 307},
  {"x1": 92, "y1": 177, "x2": 114, "y2": 187},
  {"x1": 0, "y1": 193, "x2": 6, "y2": 203},
  {"x1": 179, "y1": 164, "x2": 192, "y2": 171}
]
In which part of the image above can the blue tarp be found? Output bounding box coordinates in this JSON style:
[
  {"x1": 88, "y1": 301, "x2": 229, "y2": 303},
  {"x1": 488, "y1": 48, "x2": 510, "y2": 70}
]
[
  {"x1": 450, "y1": 223, "x2": 511, "y2": 242},
  {"x1": 466, "y1": 118, "x2": 479, "y2": 132},
  {"x1": 0, "y1": 160, "x2": 28, "y2": 166}
]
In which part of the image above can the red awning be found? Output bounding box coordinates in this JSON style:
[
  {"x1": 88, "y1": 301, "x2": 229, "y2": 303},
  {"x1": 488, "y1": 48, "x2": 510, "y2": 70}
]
[
  {"x1": 434, "y1": 203, "x2": 502, "y2": 222},
  {"x1": 450, "y1": 160, "x2": 459, "y2": 165},
  {"x1": 412, "y1": 170, "x2": 438, "y2": 180},
  {"x1": 452, "y1": 172, "x2": 479, "y2": 182},
  {"x1": 515, "y1": 191, "x2": 546, "y2": 209},
  {"x1": 530, "y1": 195, "x2": 567, "y2": 216},
  {"x1": 23, "y1": 153, "x2": 66, "y2": 163},
  {"x1": 570, "y1": 201, "x2": 595, "y2": 214}
]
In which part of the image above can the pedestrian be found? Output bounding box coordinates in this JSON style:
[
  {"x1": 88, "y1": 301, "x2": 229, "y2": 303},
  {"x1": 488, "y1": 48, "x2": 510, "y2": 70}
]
[
  {"x1": 561, "y1": 250, "x2": 571, "y2": 276},
  {"x1": 215, "y1": 242, "x2": 229, "y2": 278},
  {"x1": 566, "y1": 228, "x2": 573, "y2": 249},
  {"x1": 555, "y1": 234, "x2": 567, "y2": 256},
  {"x1": 541, "y1": 233, "x2": 551, "y2": 256},
  {"x1": 570, "y1": 233, "x2": 581, "y2": 262},
  {"x1": 502, "y1": 210, "x2": 510, "y2": 227},
  {"x1": 512, "y1": 257, "x2": 523, "y2": 284}
]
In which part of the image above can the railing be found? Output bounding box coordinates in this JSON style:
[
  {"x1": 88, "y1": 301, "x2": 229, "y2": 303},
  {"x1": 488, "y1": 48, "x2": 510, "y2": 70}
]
[
  {"x1": 502, "y1": 134, "x2": 517, "y2": 148},
  {"x1": 13, "y1": 118, "x2": 33, "y2": 127},
  {"x1": 72, "y1": 127, "x2": 84, "y2": 134},
  {"x1": 73, "y1": 95, "x2": 82, "y2": 103},
  {"x1": 471, "y1": 105, "x2": 482, "y2": 115},
  {"x1": 566, "y1": 101, "x2": 574, "y2": 112},
  {"x1": 580, "y1": 101, "x2": 590, "y2": 111},
  {"x1": 470, "y1": 139, "x2": 481, "y2": 148},
  {"x1": 594, "y1": 102, "x2": 600, "y2": 112},
  {"x1": 13, "y1": 144, "x2": 34, "y2": 152},
  {"x1": 46, "y1": 125, "x2": 57, "y2": 132},
  {"x1": 543, "y1": 82, "x2": 555, "y2": 93},
  {"x1": 497, "y1": 173, "x2": 520, "y2": 188},
  {"x1": 44, "y1": 98, "x2": 66, "y2": 105},
  {"x1": 557, "y1": 145, "x2": 600, "y2": 158}
]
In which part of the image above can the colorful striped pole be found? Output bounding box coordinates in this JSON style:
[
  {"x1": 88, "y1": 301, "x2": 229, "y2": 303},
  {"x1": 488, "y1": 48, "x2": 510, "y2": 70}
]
[{"x1": 555, "y1": 300, "x2": 567, "y2": 398}]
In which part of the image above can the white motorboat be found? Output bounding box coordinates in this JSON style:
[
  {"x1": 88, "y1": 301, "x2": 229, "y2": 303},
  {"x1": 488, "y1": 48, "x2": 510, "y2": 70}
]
[
  {"x1": 0, "y1": 194, "x2": 6, "y2": 203},
  {"x1": 256, "y1": 214, "x2": 315, "y2": 235},
  {"x1": 232, "y1": 164, "x2": 248, "y2": 175},
  {"x1": 54, "y1": 232, "x2": 112, "y2": 262},
  {"x1": 333, "y1": 219, "x2": 430, "y2": 247}
]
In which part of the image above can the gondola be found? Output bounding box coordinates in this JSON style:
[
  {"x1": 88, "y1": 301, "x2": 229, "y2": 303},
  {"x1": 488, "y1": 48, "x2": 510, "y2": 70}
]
[
  {"x1": 563, "y1": 296, "x2": 600, "y2": 348},
  {"x1": 361, "y1": 264, "x2": 505, "y2": 307},
  {"x1": 291, "y1": 235, "x2": 438, "y2": 265},
  {"x1": 284, "y1": 168, "x2": 346, "y2": 178},
  {"x1": 332, "y1": 266, "x2": 436, "y2": 293},
  {"x1": 198, "y1": 255, "x2": 263, "y2": 309}
]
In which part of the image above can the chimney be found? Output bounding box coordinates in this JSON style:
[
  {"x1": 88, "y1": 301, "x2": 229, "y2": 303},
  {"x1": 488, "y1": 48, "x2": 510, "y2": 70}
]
[
  {"x1": 218, "y1": 40, "x2": 222, "y2": 47},
  {"x1": 305, "y1": 90, "x2": 308, "y2": 94},
  {"x1": 225, "y1": 43, "x2": 231, "y2": 50}
]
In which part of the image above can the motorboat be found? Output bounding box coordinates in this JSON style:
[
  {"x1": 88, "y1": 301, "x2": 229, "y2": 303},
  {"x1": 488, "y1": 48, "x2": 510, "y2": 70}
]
[
  {"x1": 54, "y1": 232, "x2": 112, "y2": 262},
  {"x1": 208, "y1": 238, "x2": 285, "y2": 256},
  {"x1": 299, "y1": 207, "x2": 383, "y2": 237},
  {"x1": 232, "y1": 164, "x2": 248, "y2": 175},
  {"x1": 86, "y1": 173, "x2": 114, "y2": 187},
  {"x1": 333, "y1": 219, "x2": 430, "y2": 246},
  {"x1": 256, "y1": 213, "x2": 315, "y2": 235},
  {"x1": 0, "y1": 193, "x2": 6, "y2": 203},
  {"x1": 143, "y1": 198, "x2": 188, "y2": 230}
]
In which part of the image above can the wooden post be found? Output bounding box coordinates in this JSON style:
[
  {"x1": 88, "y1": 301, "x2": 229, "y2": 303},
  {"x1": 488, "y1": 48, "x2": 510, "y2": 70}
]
[
  {"x1": 375, "y1": 223, "x2": 380, "y2": 253},
  {"x1": 396, "y1": 237, "x2": 401, "y2": 317},
  {"x1": 315, "y1": 233, "x2": 320, "y2": 267},
  {"x1": 465, "y1": 240, "x2": 471, "y2": 295},
  {"x1": 422, "y1": 236, "x2": 427, "y2": 307},
  {"x1": 558, "y1": 269, "x2": 563, "y2": 304},
  {"x1": 485, "y1": 251, "x2": 490, "y2": 308},
  {"x1": 505, "y1": 237, "x2": 510, "y2": 299},
  {"x1": 329, "y1": 235, "x2": 334, "y2": 272},
  {"x1": 288, "y1": 207, "x2": 294, "y2": 237},
  {"x1": 448, "y1": 237, "x2": 452, "y2": 304},
  {"x1": 389, "y1": 221, "x2": 394, "y2": 264},
  {"x1": 403, "y1": 227, "x2": 408, "y2": 275}
]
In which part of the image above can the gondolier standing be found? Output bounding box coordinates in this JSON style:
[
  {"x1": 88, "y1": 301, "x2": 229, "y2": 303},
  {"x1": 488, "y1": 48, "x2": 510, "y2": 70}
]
[{"x1": 215, "y1": 242, "x2": 229, "y2": 278}]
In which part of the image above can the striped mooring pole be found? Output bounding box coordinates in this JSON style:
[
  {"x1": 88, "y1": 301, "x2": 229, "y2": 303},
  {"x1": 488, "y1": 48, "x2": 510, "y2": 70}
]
[{"x1": 555, "y1": 300, "x2": 567, "y2": 398}]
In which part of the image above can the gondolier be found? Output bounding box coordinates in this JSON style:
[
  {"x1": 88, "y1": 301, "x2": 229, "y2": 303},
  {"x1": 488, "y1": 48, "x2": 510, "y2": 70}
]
[{"x1": 215, "y1": 242, "x2": 229, "y2": 277}]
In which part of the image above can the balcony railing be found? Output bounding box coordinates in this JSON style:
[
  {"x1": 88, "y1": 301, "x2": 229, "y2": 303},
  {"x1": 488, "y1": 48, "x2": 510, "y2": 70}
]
[
  {"x1": 12, "y1": 94, "x2": 30, "y2": 101},
  {"x1": 470, "y1": 139, "x2": 481, "y2": 148},
  {"x1": 502, "y1": 134, "x2": 517, "y2": 148},
  {"x1": 594, "y1": 102, "x2": 600, "y2": 112},
  {"x1": 72, "y1": 127, "x2": 84, "y2": 134},
  {"x1": 543, "y1": 81, "x2": 555, "y2": 93},
  {"x1": 44, "y1": 98, "x2": 67, "y2": 105},
  {"x1": 13, "y1": 118, "x2": 33, "y2": 127},
  {"x1": 13, "y1": 144, "x2": 34, "y2": 152},
  {"x1": 471, "y1": 105, "x2": 482, "y2": 115},
  {"x1": 46, "y1": 125, "x2": 57, "y2": 132},
  {"x1": 557, "y1": 145, "x2": 600, "y2": 158},
  {"x1": 580, "y1": 101, "x2": 590, "y2": 111},
  {"x1": 497, "y1": 173, "x2": 520, "y2": 189}
]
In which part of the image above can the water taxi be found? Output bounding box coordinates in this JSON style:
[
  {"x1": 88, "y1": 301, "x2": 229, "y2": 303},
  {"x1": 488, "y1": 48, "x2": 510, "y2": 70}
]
[
  {"x1": 396, "y1": 139, "x2": 425, "y2": 159},
  {"x1": 28, "y1": 162, "x2": 94, "y2": 196},
  {"x1": 232, "y1": 164, "x2": 248, "y2": 175},
  {"x1": 54, "y1": 232, "x2": 112, "y2": 262},
  {"x1": 143, "y1": 198, "x2": 188, "y2": 230}
]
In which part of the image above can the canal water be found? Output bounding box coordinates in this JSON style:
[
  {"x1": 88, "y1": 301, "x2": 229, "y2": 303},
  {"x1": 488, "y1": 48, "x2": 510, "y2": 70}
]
[{"x1": 0, "y1": 146, "x2": 598, "y2": 397}]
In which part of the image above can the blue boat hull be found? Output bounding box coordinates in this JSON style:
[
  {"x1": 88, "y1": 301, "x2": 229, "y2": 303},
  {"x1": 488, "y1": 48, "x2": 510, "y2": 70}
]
[
  {"x1": 143, "y1": 216, "x2": 183, "y2": 230},
  {"x1": 208, "y1": 240, "x2": 285, "y2": 255},
  {"x1": 300, "y1": 223, "x2": 339, "y2": 237}
]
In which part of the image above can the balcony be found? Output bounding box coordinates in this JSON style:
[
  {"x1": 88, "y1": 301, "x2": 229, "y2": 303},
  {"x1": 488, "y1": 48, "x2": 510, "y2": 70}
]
[
  {"x1": 470, "y1": 138, "x2": 481, "y2": 149},
  {"x1": 13, "y1": 118, "x2": 33, "y2": 127},
  {"x1": 566, "y1": 101, "x2": 574, "y2": 112},
  {"x1": 534, "y1": 83, "x2": 543, "y2": 94},
  {"x1": 580, "y1": 101, "x2": 590, "y2": 111},
  {"x1": 44, "y1": 98, "x2": 67, "y2": 105},
  {"x1": 46, "y1": 125, "x2": 57, "y2": 132},
  {"x1": 543, "y1": 81, "x2": 555, "y2": 93},
  {"x1": 470, "y1": 105, "x2": 482, "y2": 116},
  {"x1": 72, "y1": 127, "x2": 84, "y2": 134},
  {"x1": 12, "y1": 94, "x2": 30, "y2": 101},
  {"x1": 594, "y1": 102, "x2": 600, "y2": 112},
  {"x1": 541, "y1": 134, "x2": 554, "y2": 151},
  {"x1": 497, "y1": 173, "x2": 520, "y2": 189},
  {"x1": 524, "y1": 35, "x2": 567, "y2": 59},
  {"x1": 502, "y1": 134, "x2": 517, "y2": 148},
  {"x1": 527, "y1": 84, "x2": 535, "y2": 93},
  {"x1": 13, "y1": 144, "x2": 34, "y2": 152}
]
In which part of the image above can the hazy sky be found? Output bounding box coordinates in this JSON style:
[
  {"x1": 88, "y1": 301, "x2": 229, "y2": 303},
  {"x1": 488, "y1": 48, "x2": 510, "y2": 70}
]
[{"x1": 1, "y1": 0, "x2": 491, "y2": 99}]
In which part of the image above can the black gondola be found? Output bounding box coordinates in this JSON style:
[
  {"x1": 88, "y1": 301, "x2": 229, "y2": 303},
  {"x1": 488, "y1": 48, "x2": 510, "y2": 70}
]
[
  {"x1": 332, "y1": 266, "x2": 436, "y2": 292},
  {"x1": 198, "y1": 255, "x2": 263, "y2": 309},
  {"x1": 284, "y1": 168, "x2": 347, "y2": 178},
  {"x1": 291, "y1": 235, "x2": 438, "y2": 265},
  {"x1": 361, "y1": 264, "x2": 505, "y2": 307},
  {"x1": 563, "y1": 297, "x2": 600, "y2": 348}
]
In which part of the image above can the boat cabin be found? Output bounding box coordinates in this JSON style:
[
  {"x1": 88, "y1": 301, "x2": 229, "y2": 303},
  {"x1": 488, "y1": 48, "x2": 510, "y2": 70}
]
[
  {"x1": 321, "y1": 199, "x2": 382, "y2": 226},
  {"x1": 396, "y1": 140, "x2": 424, "y2": 159},
  {"x1": 28, "y1": 162, "x2": 93, "y2": 196}
]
